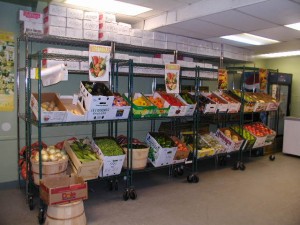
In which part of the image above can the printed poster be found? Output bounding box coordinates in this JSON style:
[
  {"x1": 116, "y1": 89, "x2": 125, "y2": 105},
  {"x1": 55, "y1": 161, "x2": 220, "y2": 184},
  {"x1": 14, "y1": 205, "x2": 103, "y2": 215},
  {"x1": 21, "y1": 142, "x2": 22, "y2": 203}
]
[
  {"x1": 0, "y1": 31, "x2": 14, "y2": 111},
  {"x1": 165, "y1": 64, "x2": 180, "y2": 94},
  {"x1": 259, "y1": 68, "x2": 268, "y2": 91},
  {"x1": 218, "y1": 69, "x2": 228, "y2": 90},
  {"x1": 89, "y1": 44, "x2": 111, "y2": 81}
]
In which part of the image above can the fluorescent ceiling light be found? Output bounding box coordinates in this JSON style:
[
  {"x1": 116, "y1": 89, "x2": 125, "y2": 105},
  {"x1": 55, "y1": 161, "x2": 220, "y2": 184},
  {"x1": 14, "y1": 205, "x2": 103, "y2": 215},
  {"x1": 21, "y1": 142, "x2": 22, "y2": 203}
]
[
  {"x1": 221, "y1": 33, "x2": 279, "y2": 45},
  {"x1": 64, "y1": 0, "x2": 152, "y2": 16},
  {"x1": 257, "y1": 50, "x2": 300, "y2": 58},
  {"x1": 285, "y1": 22, "x2": 300, "y2": 31}
]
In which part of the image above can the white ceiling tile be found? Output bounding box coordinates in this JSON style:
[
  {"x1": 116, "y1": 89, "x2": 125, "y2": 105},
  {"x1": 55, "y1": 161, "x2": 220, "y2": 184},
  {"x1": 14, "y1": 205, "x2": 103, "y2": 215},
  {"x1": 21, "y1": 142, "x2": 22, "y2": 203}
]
[
  {"x1": 171, "y1": 19, "x2": 241, "y2": 38},
  {"x1": 200, "y1": 10, "x2": 277, "y2": 32},
  {"x1": 250, "y1": 26, "x2": 300, "y2": 41},
  {"x1": 237, "y1": 0, "x2": 300, "y2": 25}
]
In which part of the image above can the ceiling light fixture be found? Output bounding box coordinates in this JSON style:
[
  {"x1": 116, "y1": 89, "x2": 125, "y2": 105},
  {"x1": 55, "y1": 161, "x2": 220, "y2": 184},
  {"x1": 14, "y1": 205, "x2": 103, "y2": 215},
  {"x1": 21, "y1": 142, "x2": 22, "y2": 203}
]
[
  {"x1": 221, "y1": 33, "x2": 279, "y2": 45},
  {"x1": 257, "y1": 50, "x2": 300, "y2": 58},
  {"x1": 284, "y1": 22, "x2": 300, "y2": 31},
  {"x1": 64, "y1": 0, "x2": 152, "y2": 16}
]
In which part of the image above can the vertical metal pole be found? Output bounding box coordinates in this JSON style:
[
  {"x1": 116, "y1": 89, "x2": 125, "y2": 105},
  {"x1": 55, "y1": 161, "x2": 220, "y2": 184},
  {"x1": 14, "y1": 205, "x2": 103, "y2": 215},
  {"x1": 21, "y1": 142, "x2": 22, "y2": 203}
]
[{"x1": 16, "y1": 38, "x2": 21, "y2": 188}]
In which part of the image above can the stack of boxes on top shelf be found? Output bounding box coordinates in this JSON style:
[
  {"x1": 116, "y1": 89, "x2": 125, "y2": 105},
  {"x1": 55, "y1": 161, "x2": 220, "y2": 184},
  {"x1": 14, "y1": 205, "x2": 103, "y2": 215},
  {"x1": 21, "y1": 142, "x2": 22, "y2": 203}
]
[{"x1": 19, "y1": 3, "x2": 253, "y2": 67}]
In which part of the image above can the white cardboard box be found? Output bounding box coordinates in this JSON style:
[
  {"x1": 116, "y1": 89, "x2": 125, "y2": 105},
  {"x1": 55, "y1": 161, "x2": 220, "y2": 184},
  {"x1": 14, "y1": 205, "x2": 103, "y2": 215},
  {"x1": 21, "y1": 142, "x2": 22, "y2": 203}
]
[
  {"x1": 116, "y1": 24, "x2": 130, "y2": 35},
  {"x1": 44, "y1": 4, "x2": 67, "y2": 17},
  {"x1": 66, "y1": 28, "x2": 83, "y2": 39},
  {"x1": 177, "y1": 43, "x2": 188, "y2": 52},
  {"x1": 154, "y1": 40, "x2": 167, "y2": 49},
  {"x1": 66, "y1": 61, "x2": 80, "y2": 71},
  {"x1": 19, "y1": 10, "x2": 43, "y2": 23},
  {"x1": 176, "y1": 94, "x2": 196, "y2": 116},
  {"x1": 80, "y1": 61, "x2": 89, "y2": 71},
  {"x1": 152, "y1": 58, "x2": 163, "y2": 65},
  {"x1": 44, "y1": 15, "x2": 66, "y2": 27},
  {"x1": 166, "y1": 33, "x2": 177, "y2": 42},
  {"x1": 140, "y1": 56, "x2": 153, "y2": 64},
  {"x1": 142, "y1": 39, "x2": 154, "y2": 48},
  {"x1": 66, "y1": 18, "x2": 82, "y2": 28},
  {"x1": 83, "y1": 20, "x2": 99, "y2": 30},
  {"x1": 99, "y1": 21, "x2": 117, "y2": 32},
  {"x1": 67, "y1": 8, "x2": 83, "y2": 19},
  {"x1": 176, "y1": 36, "x2": 189, "y2": 44},
  {"x1": 167, "y1": 42, "x2": 176, "y2": 50},
  {"x1": 91, "y1": 137, "x2": 125, "y2": 177},
  {"x1": 145, "y1": 132, "x2": 177, "y2": 167},
  {"x1": 130, "y1": 29, "x2": 143, "y2": 37},
  {"x1": 98, "y1": 31, "x2": 114, "y2": 41},
  {"x1": 99, "y1": 13, "x2": 116, "y2": 22},
  {"x1": 60, "y1": 96, "x2": 86, "y2": 122},
  {"x1": 142, "y1": 30, "x2": 154, "y2": 39},
  {"x1": 130, "y1": 36, "x2": 142, "y2": 46},
  {"x1": 84, "y1": 11, "x2": 99, "y2": 21},
  {"x1": 30, "y1": 92, "x2": 67, "y2": 123},
  {"x1": 115, "y1": 53, "x2": 129, "y2": 60},
  {"x1": 21, "y1": 21, "x2": 43, "y2": 35},
  {"x1": 115, "y1": 34, "x2": 130, "y2": 44},
  {"x1": 83, "y1": 29, "x2": 98, "y2": 40},
  {"x1": 153, "y1": 32, "x2": 166, "y2": 41}
]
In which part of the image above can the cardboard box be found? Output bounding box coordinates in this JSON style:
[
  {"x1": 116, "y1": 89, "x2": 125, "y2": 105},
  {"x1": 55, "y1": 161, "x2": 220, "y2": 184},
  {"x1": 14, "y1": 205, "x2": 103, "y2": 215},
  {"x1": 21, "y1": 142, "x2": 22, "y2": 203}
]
[
  {"x1": 67, "y1": 7, "x2": 83, "y2": 19},
  {"x1": 154, "y1": 40, "x2": 167, "y2": 49},
  {"x1": 153, "y1": 32, "x2": 166, "y2": 41},
  {"x1": 66, "y1": 61, "x2": 80, "y2": 71},
  {"x1": 145, "y1": 132, "x2": 177, "y2": 167},
  {"x1": 171, "y1": 136, "x2": 189, "y2": 161},
  {"x1": 79, "y1": 81, "x2": 114, "y2": 111},
  {"x1": 40, "y1": 175, "x2": 88, "y2": 205},
  {"x1": 19, "y1": 10, "x2": 43, "y2": 23},
  {"x1": 177, "y1": 93, "x2": 196, "y2": 116},
  {"x1": 115, "y1": 34, "x2": 130, "y2": 44},
  {"x1": 130, "y1": 29, "x2": 143, "y2": 37},
  {"x1": 44, "y1": 15, "x2": 66, "y2": 27},
  {"x1": 84, "y1": 11, "x2": 99, "y2": 21},
  {"x1": 166, "y1": 33, "x2": 177, "y2": 42},
  {"x1": 30, "y1": 93, "x2": 67, "y2": 123},
  {"x1": 83, "y1": 29, "x2": 98, "y2": 40},
  {"x1": 43, "y1": 48, "x2": 66, "y2": 55},
  {"x1": 66, "y1": 17, "x2": 82, "y2": 28},
  {"x1": 167, "y1": 42, "x2": 176, "y2": 50},
  {"x1": 20, "y1": 21, "x2": 43, "y2": 35},
  {"x1": 214, "y1": 90, "x2": 241, "y2": 113},
  {"x1": 91, "y1": 137, "x2": 125, "y2": 177},
  {"x1": 64, "y1": 140, "x2": 103, "y2": 180},
  {"x1": 99, "y1": 12, "x2": 116, "y2": 22},
  {"x1": 79, "y1": 61, "x2": 89, "y2": 71},
  {"x1": 176, "y1": 36, "x2": 189, "y2": 44},
  {"x1": 117, "y1": 23, "x2": 131, "y2": 35},
  {"x1": 66, "y1": 28, "x2": 83, "y2": 39},
  {"x1": 140, "y1": 56, "x2": 153, "y2": 64},
  {"x1": 60, "y1": 96, "x2": 86, "y2": 122},
  {"x1": 44, "y1": 4, "x2": 67, "y2": 17},
  {"x1": 114, "y1": 53, "x2": 129, "y2": 60},
  {"x1": 201, "y1": 92, "x2": 228, "y2": 113},
  {"x1": 44, "y1": 25, "x2": 66, "y2": 37},
  {"x1": 177, "y1": 43, "x2": 188, "y2": 52},
  {"x1": 83, "y1": 20, "x2": 99, "y2": 31},
  {"x1": 98, "y1": 31, "x2": 114, "y2": 41},
  {"x1": 215, "y1": 128, "x2": 244, "y2": 152},
  {"x1": 143, "y1": 30, "x2": 154, "y2": 39},
  {"x1": 155, "y1": 92, "x2": 187, "y2": 117},
  {"x1": 130, "y1": 36, "x2": 142, "y2": 46},
  {"x1": 99, "y1": 21, "x2": 117, "y2": 32},
  {"x1": 142, "y1": 37, "x2": 155, "y2": 47}
]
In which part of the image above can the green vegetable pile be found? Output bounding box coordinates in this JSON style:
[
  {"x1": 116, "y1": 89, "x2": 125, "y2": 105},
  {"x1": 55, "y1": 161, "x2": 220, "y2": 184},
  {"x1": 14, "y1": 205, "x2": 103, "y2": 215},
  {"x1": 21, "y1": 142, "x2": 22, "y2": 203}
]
[
  {"x1": 151, "y1": 133, "x2": 175, "y2": 148},
  {"x1": 95, "y1": 138, "x2": 124, "y2": 156},
  {"x1": 180, "y1": 93, "x2": 196, "y2": 104},
  {"x1": 70, "y1": 139, "x2": 99, "y2": 163}
]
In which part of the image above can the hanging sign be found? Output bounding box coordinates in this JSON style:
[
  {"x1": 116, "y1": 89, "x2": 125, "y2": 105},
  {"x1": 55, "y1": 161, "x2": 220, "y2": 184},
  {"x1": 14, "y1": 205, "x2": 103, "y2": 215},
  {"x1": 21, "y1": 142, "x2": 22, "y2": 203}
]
[
  {"x1": 218, "y1": 69, "x2": 228, "y2": 90},
  {"x1": 165, "y1": 64, "x2": 180, "y2": 94},
  {"x1": 0, "y1": 31, "x2": 14, "y2": 112},
  {"x1": 88, "y1": 44, "x2": 111, "y2": 81},
  {"x1": 259, "y1": 68, "x2": 268, "y2": 91}
]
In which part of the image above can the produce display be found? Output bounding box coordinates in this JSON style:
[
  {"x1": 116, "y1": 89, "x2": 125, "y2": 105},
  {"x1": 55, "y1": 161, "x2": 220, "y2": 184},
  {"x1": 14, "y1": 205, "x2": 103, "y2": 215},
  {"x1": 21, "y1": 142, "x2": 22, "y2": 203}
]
[
  {"x1": 218, "y1": 92, "x2": 238, "y2": 104},
  {"x1": 232, "y1": 89, "x2": 254, "y2": 102},
  {"x1": 171, "y1": 136, "x2": 189, "y2": 161},
  {"x1": 180, "y1": 92, "x2": 196, "y2": 105},
  {"x1": 201, "y1": 133, "x2": 225, "y2": 154},
  {"x1": 70, "y1": 139, "x2": 100, "y2": 163},
  {"x1": 223, "y1": 129, "x2": 240, "y2": 143},
  {"x1": 82, "y1": 81, "x2": 113, "y2": 96},
  {"x1": 41, "y1": 100, "x2": 59, "y2": 111},
  {"x1": 151, "y1": 134, "x2": 175, "y2": 148},
  {"x1": 243, "y1": 123, "x2": 274, "y2": 137},
  {"x1": 204, "y1": 93, "x2": 226, "y2": 104},
  {"x1": 147, "y1": 96, "x2": 165, "y2": 108},
  {"x1": 94, "y1": 138, "x2": 124, "y2": 156},
  {"x1": 113, "y1": 93, "x2": 128, "y2": 106},
  {"x1": 132, "y1": 96, "x2": 152, "y2": 107},
  {"x1": 231, "y1": 125, "x2": 256, "y2": 143},
  {"x1": 159, "y1": 92, "x2": 185, "y2": 107},
  {"x1": 31, "y1": 145, "x2": 68, "y2": 163},
  {"x1": 197, "y1": 95, "x2": 217, "y2": 113}
]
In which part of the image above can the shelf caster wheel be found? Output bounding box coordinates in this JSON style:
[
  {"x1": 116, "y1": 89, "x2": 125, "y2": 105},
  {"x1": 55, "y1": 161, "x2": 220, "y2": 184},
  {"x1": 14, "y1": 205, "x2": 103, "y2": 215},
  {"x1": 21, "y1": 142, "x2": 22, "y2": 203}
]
[
  {"x1": 192, "y1": 175, "x2": 199, "y2": 183},
  {"x1": 28, "y1": 195, "x2": 34, "y2": 211},
  {"x1": 38, "y1": 208, "x2": 45, "y2": 225},
  {"x1": 129, "y1": 188, "x2": 137, "y2": 200},
  {"x1": 232, "y1": 161, "x2": 240, "y2": 170},
  {"x1": 123, "y1": 189, "x2": 130, "y2": 201},
  {"x1": 177, "y1": 167, "x2": 184, "y2": 176},
  {"x1": 269, "y1": 155, "x2": 275, "y2": 161},
  {"x1": 187, "y1": 175, "x2": 193, "y2": 183},
  {"x1": 239, "y1": 163, "x2": 246, "y2": 171}
]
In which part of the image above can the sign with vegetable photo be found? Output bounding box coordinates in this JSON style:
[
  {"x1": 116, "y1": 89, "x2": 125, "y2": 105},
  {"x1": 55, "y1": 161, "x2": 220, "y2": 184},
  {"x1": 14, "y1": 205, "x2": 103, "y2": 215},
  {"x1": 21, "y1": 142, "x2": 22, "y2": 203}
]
[
  {"x1": 165, "y1": 64, "x2": 180, "y2": 94},
  {"x1": 259, "y1": 68, "x2": 268, "y2": 92},
  {"x1": 89, "y1": 44, "x2": 111, "y2": 81},
  {"x1": 218, "y1": 69, "x2": 228, "y2": 90}
]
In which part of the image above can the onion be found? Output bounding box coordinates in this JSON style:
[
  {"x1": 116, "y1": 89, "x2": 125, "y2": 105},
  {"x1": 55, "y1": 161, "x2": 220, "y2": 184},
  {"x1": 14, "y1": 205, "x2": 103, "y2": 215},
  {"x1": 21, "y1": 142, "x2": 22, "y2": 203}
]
[
  {"x1": 48, "y1": 149, "x2": 56, "y2": 155},
  {"x1": 55, "y1": 153, "x2": 62, "y2": 159},
  {"x1": 41, "y1": 149, "x2": 47, "y2": 155},
  {"x1": 42, "y1": 154, "x2": 49, "y2": 162},
  {"x1": 49, "y1": 155, "x2": 58, "y2": 161},
  {"x1": 55, "y1": 149, "x2": 61, "y2": 153},
  {"x1": 61, "y1": 155, "x2": 68, "y2": 160},
  {"x1": 34, "y1": 154, "x2": 39, "y2": 162}
]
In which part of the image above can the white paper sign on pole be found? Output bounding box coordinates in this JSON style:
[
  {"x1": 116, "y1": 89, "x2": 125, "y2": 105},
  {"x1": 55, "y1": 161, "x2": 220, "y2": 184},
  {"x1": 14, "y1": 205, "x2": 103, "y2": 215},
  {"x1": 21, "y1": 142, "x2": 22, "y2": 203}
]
[
  {"x1": 88, "y1": 44, "x2": 111, "y2": 81},
  {"x1": 165, "y1": 64, "x2": 180, "y2": 94}
]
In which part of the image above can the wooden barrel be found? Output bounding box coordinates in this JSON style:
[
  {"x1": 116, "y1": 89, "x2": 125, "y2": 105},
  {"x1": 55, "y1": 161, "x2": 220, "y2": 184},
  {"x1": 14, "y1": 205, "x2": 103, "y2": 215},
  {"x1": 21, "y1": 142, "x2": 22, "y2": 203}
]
[
  {"x1": 45, "y1": 200, "x2": 86, "y2": 225},
  {"x1": 123, "y1": 145, "x2": 149, "y2": 170},
  {"x1": 31, "y1": 157, "x2": 68, "y2": 185}
]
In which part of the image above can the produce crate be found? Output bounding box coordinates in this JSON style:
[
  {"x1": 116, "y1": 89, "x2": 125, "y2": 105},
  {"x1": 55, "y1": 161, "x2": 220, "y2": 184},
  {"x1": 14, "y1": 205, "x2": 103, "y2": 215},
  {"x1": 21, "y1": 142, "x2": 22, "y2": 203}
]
[
  {"x1": 201, "y1": 92, "x2": 228, "y2": 113},
  {"x1": 40, "y1": 175, "x2": 88, "y2": 205},
  {"x1": 195, "y1": 93, "x2": 217, "y2": 114},
  {"x1": 109, "y1": 93, "x2": 131, "y2": 120},
  {"x1": 215, "y1": 128, "x2": 245, "y2": 153},
  {"x1": 156, "y1": 91, "x2": 187, "y2": 116},
  {"x1": 60, "y1": 96, "x2": 87, "y2": 122},
  {"x1": 123, "y1": 93, "x2": 156, "y2": 118},
  {"x1": 92, "y1": 137, "x2": 126, "y2": 177},
  {"x1": 230, "y1": 125, "x2": 256, "y2": 151},
  {"x1": 201, "y1": 133, "x2": 226, "y2": 154},
  {"x1": 64, "y1": 140, "x2": 103, "y2": 181},
  {"x1": 177, "y1": 93, "x2": 196, "y2": 116},
  {"x1": 170, "y1": 136, "x2": 190, "y2": 163},
  {"x1": 251, "y1": 92, "x2": 279, "y2": 111},
  {"x1": 145, "y1": 132, "x2": 177, "y2": 167},
  {"x1": 247, "y1": 93, "x2": 268, "y2": 112},
  {"x1": 122, "y1": 143, "x2": 150, "y2": 170},
  {"x1": 213, "y1": 90, "x2": 241, "y2": 113},
  {"x1": 243, "y1": 123, "x2": 271, "y2": 148},
  {"x1": 79, "y1": 81, "x2": 114, "y2": 111},
  {"x1": 143, "y1": 92, "x2": 169, "y2": 117},
  {"x1": 30, "y1": 92, "x2": 67, "y2": 123},
  {"x1": 227, "y1": 90, "x2": 255, "y2": 113}
]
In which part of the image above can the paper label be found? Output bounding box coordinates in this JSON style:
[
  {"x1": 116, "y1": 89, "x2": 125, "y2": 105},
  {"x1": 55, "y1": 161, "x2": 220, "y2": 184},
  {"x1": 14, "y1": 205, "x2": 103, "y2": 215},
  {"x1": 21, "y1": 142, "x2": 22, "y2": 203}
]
[{"x1": 165, "y1": 64, "x2": 180, "y2": 94}]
